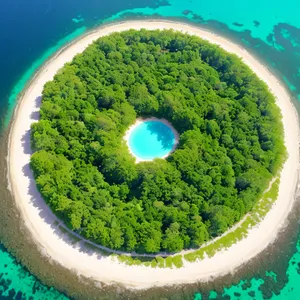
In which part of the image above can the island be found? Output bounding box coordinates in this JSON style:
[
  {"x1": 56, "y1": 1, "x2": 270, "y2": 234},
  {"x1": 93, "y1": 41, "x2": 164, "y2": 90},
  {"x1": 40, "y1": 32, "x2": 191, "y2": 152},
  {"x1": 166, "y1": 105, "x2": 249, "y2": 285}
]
[{"x1": 8, "y1": 20, "x2": 299, "y2": 288}]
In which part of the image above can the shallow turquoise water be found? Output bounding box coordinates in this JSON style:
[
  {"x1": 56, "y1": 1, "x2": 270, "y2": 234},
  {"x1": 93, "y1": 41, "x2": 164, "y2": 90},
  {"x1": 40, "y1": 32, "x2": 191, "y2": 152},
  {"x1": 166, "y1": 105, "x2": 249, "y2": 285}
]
[
  {"x1": 1, "y1": 0, "x2": 300, "y2": 299},
  {"x1": 128, "y1": 120, "x2": 176, "y2": 161},
  {"x1": 0, "y1": 245, "x2": 67, "y2": 299}
]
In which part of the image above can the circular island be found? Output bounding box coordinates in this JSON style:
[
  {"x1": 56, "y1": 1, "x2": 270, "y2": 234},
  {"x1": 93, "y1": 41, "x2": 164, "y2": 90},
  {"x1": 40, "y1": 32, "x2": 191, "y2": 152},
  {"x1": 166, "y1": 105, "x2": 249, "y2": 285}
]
[{"x1": 8, "y1": 20, "x2": 299, "y2": 288}]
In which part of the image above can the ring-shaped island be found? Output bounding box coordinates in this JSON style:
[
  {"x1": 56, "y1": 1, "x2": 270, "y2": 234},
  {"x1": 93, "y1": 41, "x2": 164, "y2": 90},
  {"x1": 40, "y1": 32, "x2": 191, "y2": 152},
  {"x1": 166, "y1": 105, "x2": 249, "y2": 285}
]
[{"x1": 8, "y1": 21, "x2": 299, "y2": 287}]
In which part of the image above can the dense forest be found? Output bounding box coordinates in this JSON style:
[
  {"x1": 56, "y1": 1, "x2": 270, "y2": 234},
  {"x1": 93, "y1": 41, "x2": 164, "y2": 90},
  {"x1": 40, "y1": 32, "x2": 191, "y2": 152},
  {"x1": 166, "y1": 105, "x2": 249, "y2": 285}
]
[{"x1": 30, "y1": 29, "x2": 286, "y2": 253}]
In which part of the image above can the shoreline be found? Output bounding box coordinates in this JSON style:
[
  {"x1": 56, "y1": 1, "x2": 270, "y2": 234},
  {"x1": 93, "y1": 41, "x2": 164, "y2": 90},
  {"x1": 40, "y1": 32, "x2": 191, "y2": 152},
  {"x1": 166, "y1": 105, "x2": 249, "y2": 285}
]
[
  {"x1": 123, "y1": 117, "x2": 179, "y2": 163},
  {"x1": 7, "y1": 20, "x2": 300, "y2": 289}
]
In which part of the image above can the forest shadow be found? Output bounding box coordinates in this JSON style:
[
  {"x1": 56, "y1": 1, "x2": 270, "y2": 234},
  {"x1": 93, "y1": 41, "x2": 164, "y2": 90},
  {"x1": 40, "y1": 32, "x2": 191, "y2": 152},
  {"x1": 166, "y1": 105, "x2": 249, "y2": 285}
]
[
  {"x1": 21, "y1": 96, "x2": 42, "y2": 155},
  {"x1": 30, "y1": 96, "x2": 42, "y2": 120},
  {"x1": 21, "y1": 130, "x2": 32, "y2": 155},
  {"x1": 145, "y1": 121, "x2": 176, "y2": 150}
]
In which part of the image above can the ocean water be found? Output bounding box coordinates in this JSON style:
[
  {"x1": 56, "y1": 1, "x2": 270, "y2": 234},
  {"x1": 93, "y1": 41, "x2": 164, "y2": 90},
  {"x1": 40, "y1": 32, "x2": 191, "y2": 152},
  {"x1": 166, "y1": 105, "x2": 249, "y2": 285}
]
[
  {"x1": 1, "y1": 0, "x2": 300, "y2": 299},
  {"x1": 128, "y1": 120, "x2": 176, "y2": 161}
]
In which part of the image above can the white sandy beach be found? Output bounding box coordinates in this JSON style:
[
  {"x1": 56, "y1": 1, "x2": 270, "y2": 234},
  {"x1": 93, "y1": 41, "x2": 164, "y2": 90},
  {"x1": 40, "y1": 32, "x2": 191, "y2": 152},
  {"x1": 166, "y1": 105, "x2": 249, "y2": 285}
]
[
  {"x1": 123, "y1": 117, "x2": 179, "y2": 163},
  {"x1": 8, "y1": 20, "x2": 300, "y2": 289}
]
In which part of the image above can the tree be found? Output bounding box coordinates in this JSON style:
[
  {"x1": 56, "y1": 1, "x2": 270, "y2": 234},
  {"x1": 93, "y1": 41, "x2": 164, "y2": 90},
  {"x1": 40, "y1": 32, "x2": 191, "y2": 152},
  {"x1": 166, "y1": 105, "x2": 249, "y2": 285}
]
[{"x1": 162, "y1": 222, "x2": 184, "y2": 252}]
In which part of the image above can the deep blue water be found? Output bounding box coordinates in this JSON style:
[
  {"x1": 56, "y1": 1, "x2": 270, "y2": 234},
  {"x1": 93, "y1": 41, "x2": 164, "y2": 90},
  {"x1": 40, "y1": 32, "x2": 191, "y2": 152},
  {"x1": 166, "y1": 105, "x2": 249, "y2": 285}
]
[
  {"x1": 128, "y1": 120, "x2": 176, "y2": 161},
  {"x1": 1, "y1": 0, "x2": 300, "y2": 299}
]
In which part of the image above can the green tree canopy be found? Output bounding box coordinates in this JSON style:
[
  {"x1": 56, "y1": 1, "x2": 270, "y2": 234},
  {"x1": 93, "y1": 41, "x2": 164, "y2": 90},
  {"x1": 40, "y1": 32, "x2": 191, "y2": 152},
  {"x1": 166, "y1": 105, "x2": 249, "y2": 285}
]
[{"x1": 30, "y1": 29, "x2": 286, "y2": 254}]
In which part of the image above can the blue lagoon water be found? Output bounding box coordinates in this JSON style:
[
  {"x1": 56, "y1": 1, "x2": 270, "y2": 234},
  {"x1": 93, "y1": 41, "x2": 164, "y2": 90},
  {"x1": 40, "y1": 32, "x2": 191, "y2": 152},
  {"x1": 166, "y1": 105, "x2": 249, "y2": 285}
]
[
  {"x1": 128, "y1": 120, "x2": 177, "y2": 161},
  {"x1": 1, "y1": 0, "x2": 300, "y2": 299}
]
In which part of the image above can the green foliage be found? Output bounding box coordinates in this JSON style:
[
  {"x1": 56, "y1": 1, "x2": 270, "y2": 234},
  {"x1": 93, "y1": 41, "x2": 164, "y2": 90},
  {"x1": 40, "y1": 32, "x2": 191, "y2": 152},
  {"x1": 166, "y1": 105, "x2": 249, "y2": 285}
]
[
  {"x1": 165, "y1": 256, "x2": 174, "y2": 269},
  {"x1": 183, "y1": 177, "x2": 280, "y2": 263},
  {"x1": 116, "y1": 177, "x2": 280, "y2": 267},
  {"x1": 31, "y1": 29, "x2": 286, "y2": 254}
]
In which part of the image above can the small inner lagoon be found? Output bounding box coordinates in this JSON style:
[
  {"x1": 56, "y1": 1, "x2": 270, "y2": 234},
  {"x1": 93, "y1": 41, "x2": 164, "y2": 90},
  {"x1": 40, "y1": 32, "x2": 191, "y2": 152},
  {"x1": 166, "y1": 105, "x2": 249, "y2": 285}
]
[{"x1": 127, "y1": 118, "x2": 178, "y2": 162}]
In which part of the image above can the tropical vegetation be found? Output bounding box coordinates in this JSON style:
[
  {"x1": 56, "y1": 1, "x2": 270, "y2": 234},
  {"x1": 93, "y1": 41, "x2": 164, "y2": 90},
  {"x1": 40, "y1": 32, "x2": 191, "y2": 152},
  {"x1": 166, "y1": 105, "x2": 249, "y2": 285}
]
[{"x1": 30, "y1": 29, "x2": 286, "y2": 254}]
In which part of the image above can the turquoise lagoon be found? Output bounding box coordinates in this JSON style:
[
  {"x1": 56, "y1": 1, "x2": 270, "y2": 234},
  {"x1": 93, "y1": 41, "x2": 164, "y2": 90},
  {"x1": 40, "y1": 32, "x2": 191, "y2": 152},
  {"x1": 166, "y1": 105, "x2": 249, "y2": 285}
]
[{"x1": 128, "y1": 119, "x2": 178, "y2": 161}]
